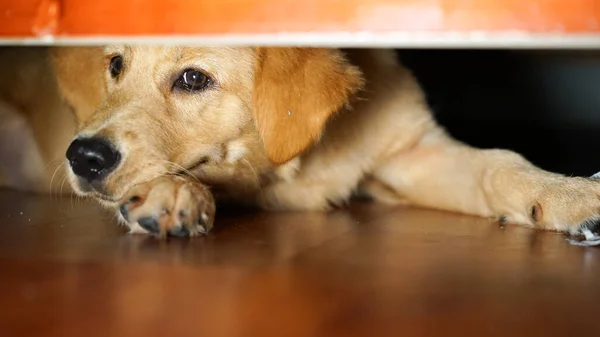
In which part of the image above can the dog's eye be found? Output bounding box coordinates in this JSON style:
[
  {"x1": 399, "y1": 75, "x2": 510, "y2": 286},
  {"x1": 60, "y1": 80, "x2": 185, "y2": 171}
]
[
  {"x1": 109, "y1": 55, "x2": 123, "y2": 79},
  {"x1": 173, "y1": 69, "x2": 211, "y2": 92}
]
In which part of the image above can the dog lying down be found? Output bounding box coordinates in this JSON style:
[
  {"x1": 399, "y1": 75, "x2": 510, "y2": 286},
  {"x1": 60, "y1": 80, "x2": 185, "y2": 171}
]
[{"x1": 0, "y1": 46, "x2": 598, "y2": 244}]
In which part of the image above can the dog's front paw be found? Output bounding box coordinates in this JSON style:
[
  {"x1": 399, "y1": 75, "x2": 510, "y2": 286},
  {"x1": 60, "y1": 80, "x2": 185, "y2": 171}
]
[
  {"x1": 118, "y1": 176, "x2": 215, "y2": 238},
  {"x1": 524, "y1": 177, "x2": 600, "y2": 241},
  {"x1": 567, "y1": 225, "x2": 600, "y2": 246}
]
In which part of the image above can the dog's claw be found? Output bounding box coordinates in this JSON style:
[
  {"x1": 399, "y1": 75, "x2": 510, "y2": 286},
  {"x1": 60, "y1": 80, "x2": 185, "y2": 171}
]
[
  {"x1": 567, "y1": 238, "x2": 600, "y2": 247},
  {"x1": 138, "y1": 217, "x2": 159, "y2": 234},
  {"x1": 119, "y1": 204, "x2": 129, "y2": 219},
  {"x1": 567, "y1": 226, "x2": 600, "y2": 247},
  {"x1": 168, "y1": 225, "x2": 190, "y2": 237}
]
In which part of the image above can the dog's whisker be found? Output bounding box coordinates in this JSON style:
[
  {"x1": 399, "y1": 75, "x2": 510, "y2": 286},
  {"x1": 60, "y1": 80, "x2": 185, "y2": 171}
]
[
  {"x1": 157, "y1": 159, "x2": 201, "y2": 184},
  {"x1": 56, "y1": 174, "x2": 73, "y2": 211},
  {"x1": 48, "y1": 162, "x2": 65, "y2": 200},
  {"x1": 174, "y1": 166, "x2": 200, "y2": 183},
  {"x1": 76, "y1": 193, "x2": 83, "y2": 208},
  {"x1": 55, "y1": 173, "x2": 70, "y2": 216},
  {"x1": 241, "y1": 158, "x2": 264, "y2": 196},
  {"x1": 244, "y1": 159, "x2": 269, "y2": 207},
  {"x1": 43, "y1": 159, "x2": 63, "y2": 173}
]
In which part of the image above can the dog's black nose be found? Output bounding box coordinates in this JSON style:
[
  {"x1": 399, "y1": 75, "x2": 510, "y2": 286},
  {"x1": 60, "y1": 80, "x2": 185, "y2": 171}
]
[{"x1": 66, "y1": 137, "x2": 121, "y2": 182}]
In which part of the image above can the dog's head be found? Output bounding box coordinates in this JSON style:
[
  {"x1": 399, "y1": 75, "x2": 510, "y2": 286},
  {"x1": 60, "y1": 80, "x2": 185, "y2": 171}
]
[{"x1": 51, "y1": 46, "x2": 363, "y2": 204}]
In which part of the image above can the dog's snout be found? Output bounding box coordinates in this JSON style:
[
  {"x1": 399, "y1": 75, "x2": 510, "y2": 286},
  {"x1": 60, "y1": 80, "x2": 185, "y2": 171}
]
[{"x1": 66, "y1": 137, "x2": 121, "y2": 182}]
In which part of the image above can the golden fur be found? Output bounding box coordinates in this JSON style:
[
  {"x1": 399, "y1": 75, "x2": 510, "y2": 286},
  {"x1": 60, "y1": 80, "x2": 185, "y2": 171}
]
[{"x1": 1, "y1": 46, "x2": 599, "y2": 237}]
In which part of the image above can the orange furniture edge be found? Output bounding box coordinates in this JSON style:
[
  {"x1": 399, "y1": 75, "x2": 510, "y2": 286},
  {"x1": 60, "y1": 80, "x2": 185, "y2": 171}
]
[{"x1": 1, "y1": 0, "x2": 600, "y2": 38}]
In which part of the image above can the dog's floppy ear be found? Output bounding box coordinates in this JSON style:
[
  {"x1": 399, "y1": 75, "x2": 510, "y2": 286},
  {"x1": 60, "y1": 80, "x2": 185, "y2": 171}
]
[
  {"x1": 252, "y1": 48, "x2": 364, "y2": 165},
  {"x1": 49, "y1": 47, "x2": 106, "y2": 125}
]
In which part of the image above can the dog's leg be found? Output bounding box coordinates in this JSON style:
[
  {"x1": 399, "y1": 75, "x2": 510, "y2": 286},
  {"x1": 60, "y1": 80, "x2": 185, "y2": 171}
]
[
  {"x1": 257, "y1": 157, "x2": 366, "y2": 211},
  {"x1": 117, "y1": 175, "x2": 216, "y2": 238},
  {"x1": 373, "y1": 128, "x2": 600, "y2": 234}
]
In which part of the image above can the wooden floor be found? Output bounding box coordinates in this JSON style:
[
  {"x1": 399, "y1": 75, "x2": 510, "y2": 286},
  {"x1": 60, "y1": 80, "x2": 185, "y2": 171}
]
[{"x1": 0, "y1": 190, "x2": 598, "y2": 337}]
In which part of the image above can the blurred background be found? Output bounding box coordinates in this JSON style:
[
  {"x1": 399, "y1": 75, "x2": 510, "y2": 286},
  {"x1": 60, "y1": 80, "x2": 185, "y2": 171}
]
[{"x1": 399, "y1": 50, "x2": 600, "y2": 176}]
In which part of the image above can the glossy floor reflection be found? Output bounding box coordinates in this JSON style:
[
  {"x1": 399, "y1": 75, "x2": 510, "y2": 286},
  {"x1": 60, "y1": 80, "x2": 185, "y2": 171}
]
[{"x1": 0, "y1": 190, "x2": 598, "y2": 337}]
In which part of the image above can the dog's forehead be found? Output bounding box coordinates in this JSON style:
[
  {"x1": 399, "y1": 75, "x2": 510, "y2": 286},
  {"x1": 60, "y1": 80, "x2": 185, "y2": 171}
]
[
  {"x1": 177, "y1": 47, "x2": 256, "y2": 76},
  {"x1": 104, "y1": 45, "x2": 173, "y2": 62},
  {"x1": 104, "y1": 45, "x2": 253, "y2": 62},
  {"x1": 104, "y1": 46, "x2": 255, "y2": 80}
]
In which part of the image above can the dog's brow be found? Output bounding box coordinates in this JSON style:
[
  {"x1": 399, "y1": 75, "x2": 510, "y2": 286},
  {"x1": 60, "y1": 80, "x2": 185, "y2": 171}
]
[
  {"x1": 173, "y1": 47, "x2": 184, "y2": 63},
  {"x1": 105, "y1": 45, "x2": 125, "y2": 56}
]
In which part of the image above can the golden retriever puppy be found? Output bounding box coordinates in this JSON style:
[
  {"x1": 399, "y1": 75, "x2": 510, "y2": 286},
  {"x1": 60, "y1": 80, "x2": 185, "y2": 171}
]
[{"x1": 2, "y1": 46, "x2": 600, "y2": 240}]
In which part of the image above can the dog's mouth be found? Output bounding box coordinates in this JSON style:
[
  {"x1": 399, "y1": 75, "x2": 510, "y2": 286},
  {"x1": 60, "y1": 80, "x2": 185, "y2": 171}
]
[
  {"x1": 82, "y1": 187, "x2": 120, "y2": 204},
  {"x1": 92, "y1": 192, "x2": 119, "y2": 203},
  {"x1": 185, "y1": 156, "x2": 210, "y2": 173},
  {"x1": 71, "y1": 176, "x2": 120, "y2": 203}
]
